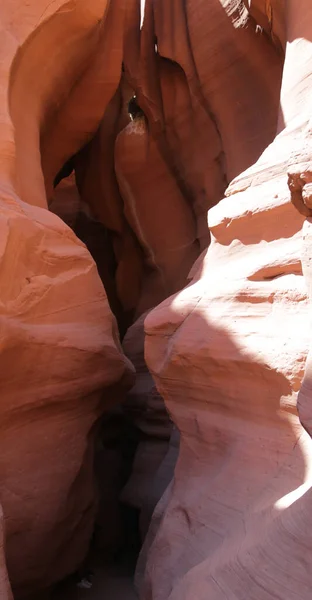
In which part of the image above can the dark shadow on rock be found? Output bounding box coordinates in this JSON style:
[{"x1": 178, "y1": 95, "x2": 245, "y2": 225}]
[{"x1": 137, "y1": 299, "x2": 308, "y2": 599}]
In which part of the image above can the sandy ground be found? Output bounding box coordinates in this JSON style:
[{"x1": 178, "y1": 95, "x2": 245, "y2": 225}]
[{"x1": 53, "y1": 561, "x2": 138, "y2": 600}]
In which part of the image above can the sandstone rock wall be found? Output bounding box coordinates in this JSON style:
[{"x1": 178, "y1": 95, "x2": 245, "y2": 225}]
[
  {"x1": 121, "y1": 313, "x2": 175, "y2": 542},
  {"x1": 0, "y1": 1, "x2": 135, "y2": 597},
  {"x1": 139, "y1": 2, "x2": 312, "y2": 599},
  {"x1": 0, "y1": 181, "x2": 134, "y2": 598},
  {"x1": 1, "y1": 0, "x2": 312, "y2": 598}
]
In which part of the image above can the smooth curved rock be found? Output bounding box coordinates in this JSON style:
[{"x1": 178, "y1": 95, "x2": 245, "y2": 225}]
[
  {"x1": 139, "y1": 2, "x2": 312, "y2": 599},
  {"x1": 142, "y1": 172, "x2": 312, "y2": 600},
  {"x1": 75, "y1": 85, "x2": 144, "y2": 325},
  {"x1": 2, "y1": 1, "x2": 312, "y2": 599},
  {"x1": 121, "y1": 313, "x2": 174, "y2": 541},
  {"x1": 0, "y1": 187, "x2": 134, "y2": 598},
  {"x1": 151, "y1": 0, "x2": 283, "y2": 181},
  {"x1": 0, "y1": 2, "x2": 134, "y2": 596},
  {"x1": 115, "y1": 117, "x2": 199, "y2": 315}
]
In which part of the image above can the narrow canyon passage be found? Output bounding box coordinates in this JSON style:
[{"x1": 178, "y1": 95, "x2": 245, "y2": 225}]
[
  {"x1": 2, "y1": 2, "x2": 312, "y2": 600},
  {"x1": 47, "y1": 169, "x2": 176, "y2": 600}
]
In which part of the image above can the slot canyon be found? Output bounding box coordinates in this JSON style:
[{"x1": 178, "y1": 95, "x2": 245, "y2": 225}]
[{"x1": 1, "y1": 0, "x2": 312, "y2": 598}]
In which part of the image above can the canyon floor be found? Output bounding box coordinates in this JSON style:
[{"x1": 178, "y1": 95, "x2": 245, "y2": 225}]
[{"x1": 54, "y1": 560, "x2": 137, "y2": 600}]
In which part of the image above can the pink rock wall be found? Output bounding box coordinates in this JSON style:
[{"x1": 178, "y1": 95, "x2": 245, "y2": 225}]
[
  {"x1": 139, "y1": 2, "x2": 312, "y2": 599},
  {"x1": 1, "y1": 0, "x2": 312, "y2": 598},
  {"x1": 0, "y1": 1, "x2": 134, "y2": 597},
  {"x1": 0, "y1": 181, "x2": 134, "y2": 599}
]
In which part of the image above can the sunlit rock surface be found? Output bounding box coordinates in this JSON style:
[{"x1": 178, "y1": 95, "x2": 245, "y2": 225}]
[{"x1": 139, "y1": 2, "x2": 312, "y2": 599}]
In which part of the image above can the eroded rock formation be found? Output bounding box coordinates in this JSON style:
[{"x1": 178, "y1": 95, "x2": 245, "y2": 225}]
[
  {"x1": 1, "y1": 0, "x2": 312, "y2": 599},
  {"x1": 0, "y1": 2, "x2": 135, "y2": 597},
  {"x1": 0, "y1": 184, "x2": 135, "y2": 598},
  {"x1": 121, "y1": 313, "x2": 175, "y2": 541},
  {"x1": 139, "y1": 2, "x2": 312, "y2": 599}
]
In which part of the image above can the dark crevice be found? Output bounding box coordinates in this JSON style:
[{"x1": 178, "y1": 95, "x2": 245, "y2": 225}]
[
  {"x1": 51, "y1": 160, "x2": 129, "y2": 338},
  {"x1": 53, "y1": 156, "x2": 75, "y2": 188},
  {"x1": 128, "y1": 96, "x2": 145, "y2": 121},
  {"x1": 49, "y1": 161, "x2": 147, "y2": 599}
]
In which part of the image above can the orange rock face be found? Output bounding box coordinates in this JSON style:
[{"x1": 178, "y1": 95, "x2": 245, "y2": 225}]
[
  {"x1": 121, "y1": 312, "x2": 174, "y2": 540},
  {"x1": 138, "y1": 2, "x2": 312, "y2": 599},
  {"x1": 0, "y1": 1, "x2": 134, "y2": 597},
  {"x1": 1, "y1": 0, "x2": 312, "y2": 599},
  {"x1": 0, "y1": 188, "x2": 134, "y2": 598}
]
